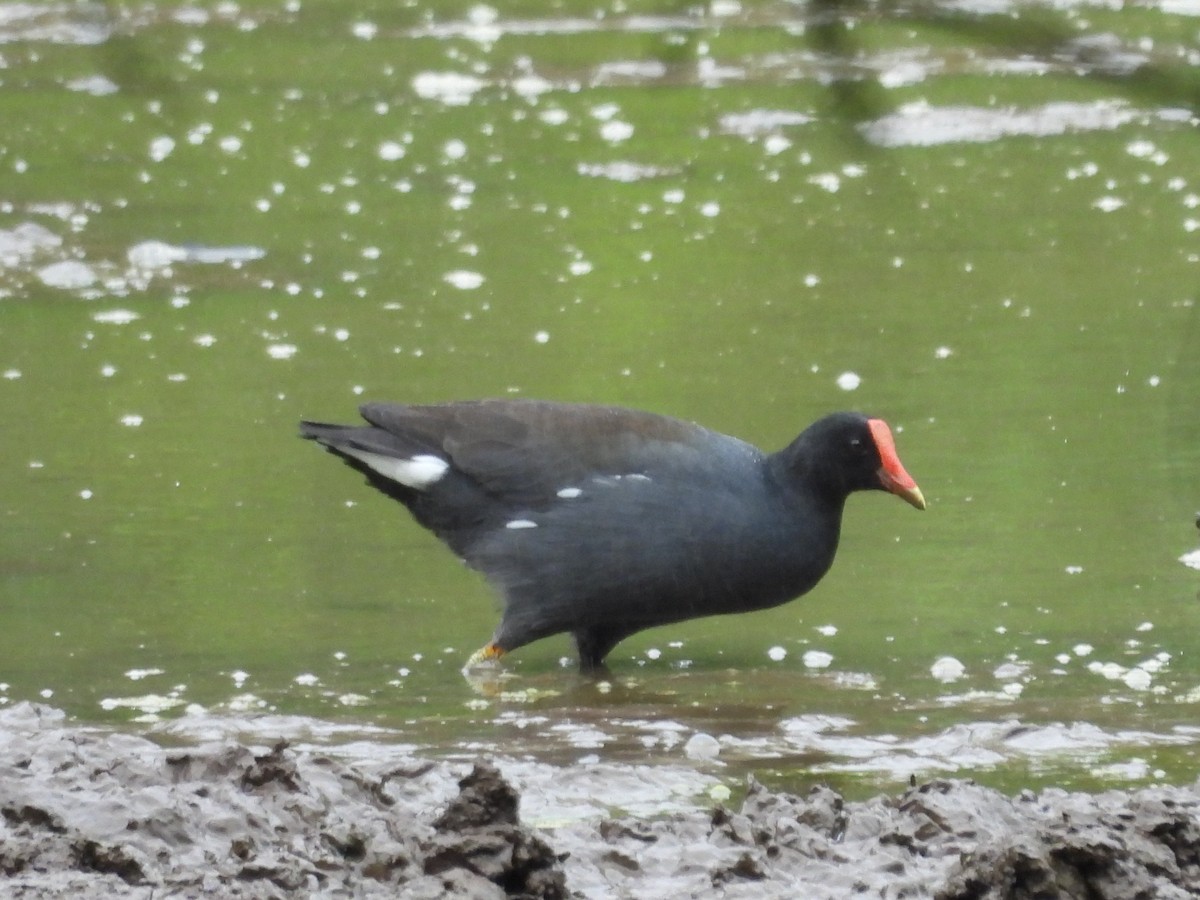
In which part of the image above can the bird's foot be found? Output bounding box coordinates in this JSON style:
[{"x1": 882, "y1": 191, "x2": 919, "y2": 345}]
[
  {"x1": 461, "y1": 642, "x2": 514, "y2": 696},
  {"x1": 464, "y1": 641, "x2": 505, "y2": 670}
]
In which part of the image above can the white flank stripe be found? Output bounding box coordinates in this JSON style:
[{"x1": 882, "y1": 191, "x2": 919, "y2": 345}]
[
  {"x1": 347, "y1": 450, "x2": 449, "y2": 489},
  {"x1": 505, "y1": 519, "x2": 538, "y2": 530}
]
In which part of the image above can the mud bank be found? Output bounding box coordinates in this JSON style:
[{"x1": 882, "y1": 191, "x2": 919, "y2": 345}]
[{"x1": 2, "y1": 703, "x2": 1199, "y2": 899}]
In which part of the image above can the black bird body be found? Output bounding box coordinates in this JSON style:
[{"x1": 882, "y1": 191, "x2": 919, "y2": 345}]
[{"x1": 300, "y1": 399, "x2": 924, "y2": 670}]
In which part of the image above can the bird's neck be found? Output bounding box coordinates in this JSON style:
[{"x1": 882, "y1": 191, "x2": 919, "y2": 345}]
[{"x1": 767, "y1": 440, "x2": 850, "y2": 516}]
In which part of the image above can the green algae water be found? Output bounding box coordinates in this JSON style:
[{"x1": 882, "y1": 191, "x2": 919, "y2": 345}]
[{"x1": 1, "y1": 0, "x2": 1199, "y2": 802}]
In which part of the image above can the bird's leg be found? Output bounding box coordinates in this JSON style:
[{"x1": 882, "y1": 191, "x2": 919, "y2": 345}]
[
  {"x1": 573, "y1": 627, "x2": 627, "y2": 674},
  {"x1": 460, "y1": 640, "x2": 515, "y2": 695},
  {"x1": 465, "y1": 640, "x2": 506, "y2": 669}
]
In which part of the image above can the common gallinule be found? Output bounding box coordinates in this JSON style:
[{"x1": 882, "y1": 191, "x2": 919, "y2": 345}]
[{"x1": 300, "y1": 400, "x2": 925, "y2": 671}]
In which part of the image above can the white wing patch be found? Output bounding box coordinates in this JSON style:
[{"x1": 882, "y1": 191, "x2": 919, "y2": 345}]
[
  {"x1": 505, "y1": 519, "x2": 538, "y2": 529},
  {"x1": 345, "y1": 450, "x2": 449, "y2": 489}
]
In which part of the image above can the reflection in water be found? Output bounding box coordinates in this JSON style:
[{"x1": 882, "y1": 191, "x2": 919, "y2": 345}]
[{"x1": 814, "y1": 0, "x2": 1199, "y2": 114}]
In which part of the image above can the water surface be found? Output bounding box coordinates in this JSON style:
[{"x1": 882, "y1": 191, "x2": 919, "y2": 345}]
[{"x1": 1, "y1": 0, "x2": 1199, "y2": 807}]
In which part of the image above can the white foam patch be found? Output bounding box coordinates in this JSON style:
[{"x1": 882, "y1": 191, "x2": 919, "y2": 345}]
[
  {"x1": 505, "y1": 519, "x2": 538, "y2": 530},
  {"x1": 556, "y1": 487, "x2": 582, "y2": 499},
  {"x1": 38, "y1": 260, "x2": 97, "y2": 289},
  {"x1": 836, "y1": 371, "x2": 861, "y2": 391},
  {"x1": 683, "y1": 732, "x2": 721, "y2": 760},
  {"x1": 859, "y1": 100, "x2": 1179, "y2": 148},
  {"x1": 412, "y1": 71, "x2": 486, "y2": 106},
  {"x1": 66, "y1": 74, "x2": 119, "y2": 95},
  {"x1": 149, "y1": 135, "x2": 175, "y2": 162},
  {"x1": 765, "y1": 717, "x2": 1193, "y2": 781},
  {"x1": 346, "y1": 451, "x2": 449, "y2": 489},
  {"x1": 931, "y1": 656, "x2": 966, "y2": 683},
  {"x1": 92, "y1": 309, "x2": 140, "y2": 325},
  {"x1": 444, "y1": 269, "x2": 484, "y2": 289},
  {"x1": 599, "y1": 120, "x2": 634, "y2": 143},
  {"x1": 126, "y1": 240, "x2": 264, "y2": 268},
  {"x1": 576, "y1": 161, "x2": 679, "y2": 182},
  {"x1": 594, "y1": 60, "x2": 667, "y2": 83},
  {"x1": 803, "y1": 650, "x2": 834, "y2": 669},
  {"x1": 267, "y1": 343, "x2": 297, "y2": 360},
  {"x1": 718, "y1": 109, "x2": 813, "y2": 137},
  {"x1": 127, "y1": 240, "x2": 189, "y2": 268},
  {"x1": 99, "y1": 694, "x2": 185, "y2": 716}
]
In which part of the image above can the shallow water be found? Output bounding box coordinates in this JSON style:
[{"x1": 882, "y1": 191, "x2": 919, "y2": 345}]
[{"x1": 1, "y1": 0, "x2": 1199, "y2": 806}]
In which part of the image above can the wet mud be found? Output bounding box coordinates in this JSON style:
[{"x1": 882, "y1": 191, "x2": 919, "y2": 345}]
[{"x1": 2, "y1": 703, "x2": 1199, "y2": 898}]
